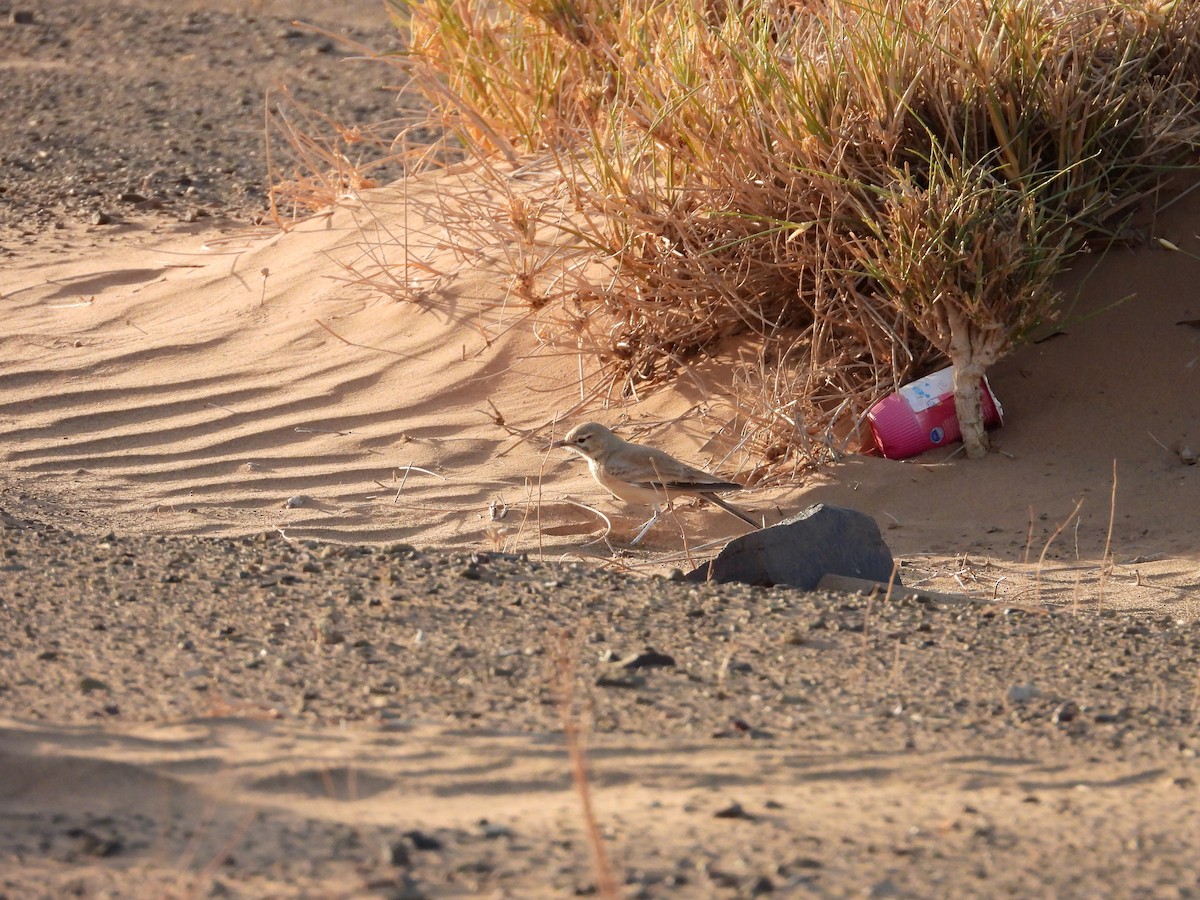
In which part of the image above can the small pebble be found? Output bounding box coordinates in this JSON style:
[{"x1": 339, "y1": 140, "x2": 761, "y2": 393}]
[
  {"x1": 78, "y1": 677, "x2": 108, "y2": 694},
  {"x1": 382, "y1": 838, "x2": 410, "y2": 867},
  {"x1": 1052, "y1": 701, "x2": 1079, "y2": 723},
  {"x1": 404, "y1": 830, "x2": 443, "y2": 851},
  {"x1": 713, "y1": 801, "x2": 755, "y2": 820}
]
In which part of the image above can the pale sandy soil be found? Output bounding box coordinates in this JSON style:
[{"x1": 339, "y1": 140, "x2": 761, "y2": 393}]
[{"x1": 2, "y1": 0, "x2": 1199, "y2": 897}]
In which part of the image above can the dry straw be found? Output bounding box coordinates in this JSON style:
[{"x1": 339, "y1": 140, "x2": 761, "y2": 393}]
[{"x1": 344, "y1": 0, "x2": 1200, "y2": 470}]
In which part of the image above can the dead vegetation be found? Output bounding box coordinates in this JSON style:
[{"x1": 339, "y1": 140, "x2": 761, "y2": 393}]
[{"x1": 313, "y1": 0, "x2": 1200, "y2": 466}]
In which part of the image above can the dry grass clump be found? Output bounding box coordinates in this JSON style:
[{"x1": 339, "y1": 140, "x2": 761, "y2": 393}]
[
  {"x1": 381, "y1": 0, "x2": 1200, "y2": 466},
  {"x1": 847, "y1": 154, "x2": 1072, "y2": 455},
  {"x1": 265, "y1": 88, "x2": 402, "y2": 225}
]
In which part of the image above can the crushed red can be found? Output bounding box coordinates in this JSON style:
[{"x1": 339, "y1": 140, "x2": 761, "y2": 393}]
[{"x1": 866, "y1": 366, "x2": 1003, "y2": 460}]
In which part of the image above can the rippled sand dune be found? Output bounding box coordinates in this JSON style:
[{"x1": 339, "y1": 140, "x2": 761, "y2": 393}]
[{"x1": 3, "y1": 169, "x2": 1198, "y2": 605}]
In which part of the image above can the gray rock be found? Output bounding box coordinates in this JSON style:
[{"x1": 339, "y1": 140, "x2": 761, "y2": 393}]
[
  {"x1": 382, "y1": 837, "x2": 411, "y2": 867},
  {"x1": 686, "y1": 504, "x2": 899, "y2": 590},
  {"x1": 1052, "y1": 700, "x2": 1079, "y2": 723},
  {"x1": 1007, "y1": 684, "x2": 1039, "y2": 704},
  {"x1": 620, "y1": 649, "x2": 676, "y2": 670},
  {"x1": 404, "y1": 830, "x2": 443, "y2": 851}
]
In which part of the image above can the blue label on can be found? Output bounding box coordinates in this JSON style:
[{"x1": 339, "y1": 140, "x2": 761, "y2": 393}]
[{"x1": 929, "y1": 427, "x2": 945, "y2": 445}]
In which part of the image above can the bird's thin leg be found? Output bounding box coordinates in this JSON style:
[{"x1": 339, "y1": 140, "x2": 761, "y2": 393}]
[{"x1": 630, "y1": 506, "x2": 663, "y2": 546}]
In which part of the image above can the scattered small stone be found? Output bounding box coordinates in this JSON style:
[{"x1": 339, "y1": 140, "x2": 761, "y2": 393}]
[
  {"x1": 712, "y1": 720, "x2": 774, "y2": 739},
  {"x1": 620, "y1": 649, "x2": 676, "y2": 670},
  {"x1": 713, "y1": 801, "x2": 755, "y2": 821},
  {"x1": 404, "y1": 830, "x2": 443, "y2": 851},
  {"x1": 67, "y1": 827, "x2": 123, "y2": 858},
  {"x1": 284, "y1": 495, "x2": 313, "y2": 509},
  {"x1": 1006, "y1": 684, "x2": 1038, "y2": 704},
  {"x1": 750, "y1": 875, "x2": 775, "y2": 894},
  {"x1": 382, "y1": 838, "x2": 411, "y2": 867},
  {"x1": 10, "y1": 10, "x2": 35, "y2": 24},
  {"x1": 705, "y1": 867, "x2": 742, "y2": 888},
  {"x1": 315, "y1": 615, "x2": 343, "y2": 646},
  {"x1": 1052, "y1": 701, "x2": 1079, "y2": 723},
  {"x1": 477, "y1": 819, "x2": 514, "y2": 839},
  {"x1": 868, "y1": 878, "x2": 902, "y2": 898},
  {"x1": 78, "y1": 676, "x2": 108, "y2": 694},
  {"x1": 90, "y1": 211, "x2": 115, "y2": 225}
]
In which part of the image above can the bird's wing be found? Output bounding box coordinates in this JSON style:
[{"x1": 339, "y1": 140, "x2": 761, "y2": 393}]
[
  {"x1": 606, "y1": 447, "x2": 731, "y2": 491},
  {"x1": 598, "y1": 449, "x2": 661, "y2": 483}
]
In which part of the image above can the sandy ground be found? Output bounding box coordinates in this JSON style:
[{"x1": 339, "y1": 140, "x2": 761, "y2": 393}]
[{"x1": 2, "y1": 0, "x2": 1200, "y2": 897}]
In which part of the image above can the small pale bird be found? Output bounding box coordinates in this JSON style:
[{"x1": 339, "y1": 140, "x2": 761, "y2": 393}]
[{"x1": 555, "y1": 422, "x2": 759, "y2": 545}]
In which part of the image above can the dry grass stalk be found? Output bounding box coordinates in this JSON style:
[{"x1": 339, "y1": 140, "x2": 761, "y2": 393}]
[
  {"x1": 1099, "y1": 459, "x2": 1119, "y2": 610},
  {"x1": 265, "y1": 88, "x2": 406, "y2": 226},
  {"x1": 549, "y1": 628, "x2": 620, "y2": 899},
  {"x1": 1034, "y1": 498, "x2": 1085, "y2": 604},
  {"x1": 848, "y1": 156, "x2": 1069, "y2": 456}
]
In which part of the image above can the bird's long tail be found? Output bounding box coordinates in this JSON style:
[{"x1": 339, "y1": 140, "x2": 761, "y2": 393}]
[{"x1": 700, "y1": 492, "x2": 760, "y2": 530}]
